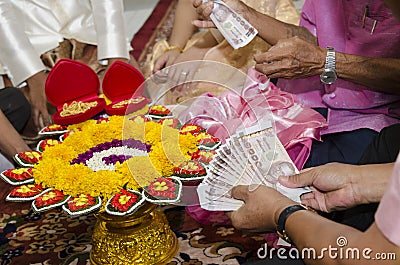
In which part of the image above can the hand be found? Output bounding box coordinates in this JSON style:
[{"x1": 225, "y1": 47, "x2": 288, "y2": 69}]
[
  {"x1": 26, "y1": 71, "x2": 52, "y2": 130},
  {"x1": 0, "y1": 110, "x2": 31, "y2": 160},
  {"x1": 153, "y1": 49, "x2": 181, "y2": 73},
  {"x1": 279, "y1": 163, "x2": 362, "y2": 213},
  {"x1": 254, "y1": 36, "x2": 325, "y2": 79},
  {"x1": 227, "y1": 185, "x2": 295, "y2": 233},
  {"x1": 153, "y1": 46, "x2": 209, "y2": 95},
  {"x1": 192, "y1": 0, "x2": 248, "y2": 28}
]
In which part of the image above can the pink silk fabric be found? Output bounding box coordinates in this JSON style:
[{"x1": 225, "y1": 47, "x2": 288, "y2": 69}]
[
  {"x1": 179, "y1": 68, "x2": 327, "y2": 226},
  {"x1": 179, "y1": 68, "x2": 327, "y2": 171}
]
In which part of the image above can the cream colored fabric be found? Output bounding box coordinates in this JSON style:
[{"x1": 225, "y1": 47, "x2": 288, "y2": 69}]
[
  {"x1": 146, "y1": 0, "x2": 300, "y2": 104},
  {"x1": 0, "y1": 0, "x2": 130, "y2": 88}
]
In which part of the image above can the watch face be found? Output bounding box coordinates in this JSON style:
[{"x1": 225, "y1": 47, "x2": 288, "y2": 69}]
[{"x1": 320, "y1": 69, "x2": 337, "y2": 85}]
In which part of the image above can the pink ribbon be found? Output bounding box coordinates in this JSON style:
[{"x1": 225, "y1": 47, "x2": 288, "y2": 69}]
[{"x1": 179, "y1": 68, "x2": 327, "y2": 170}]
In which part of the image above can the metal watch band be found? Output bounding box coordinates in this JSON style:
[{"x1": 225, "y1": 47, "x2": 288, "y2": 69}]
[
  {"x1": 276, "y1": 204, "x2": 307, "y2": 243},
  {"x1": 325, "y1": 46, "x2": 336, "y2": 71}
]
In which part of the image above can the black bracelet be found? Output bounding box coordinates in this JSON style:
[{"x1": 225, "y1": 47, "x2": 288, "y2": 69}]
[{"x1": 276, "y1": 204, "x2": 308, "y2": 244}]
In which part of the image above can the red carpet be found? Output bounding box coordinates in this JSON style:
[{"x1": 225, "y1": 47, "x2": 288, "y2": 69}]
[{"x1": 130, "y1": 0, "x2": 177, "y2": 63}]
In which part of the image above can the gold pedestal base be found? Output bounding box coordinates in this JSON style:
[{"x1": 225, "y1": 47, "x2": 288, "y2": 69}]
[{"x1": 90, "y1": 203, "x2": 179, "y2": 265}]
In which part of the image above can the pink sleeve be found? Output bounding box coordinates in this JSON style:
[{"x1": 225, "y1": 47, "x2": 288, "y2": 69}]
[{"x1": 375, "y1": 154, "x2": 400, "y2": 246}]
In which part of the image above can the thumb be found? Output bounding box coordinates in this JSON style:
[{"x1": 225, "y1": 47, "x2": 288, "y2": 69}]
[
  {"x1": 278, "y1": 168, "x2": 315, "y2": 188},
  {"x1": 230, "y1": 185, "x2": 250, "y2": 202}
]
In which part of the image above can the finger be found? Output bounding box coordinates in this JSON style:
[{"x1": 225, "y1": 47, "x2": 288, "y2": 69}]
[
  {"x1": 254, "y1": 51, "x2": 288, "y2": 65},
  {"x1": 225, "y1": 211, "x2": 232, "y2": 219},
  {"x1": 254, "y1": 63, "x2": 282, "y2": 78},
  {"x1": 193, "y1": 0, "x2": 203, "y2": 8},
  {"x1": 168, "y1": 66, "x2": 178, "y2": 85},
  {"x1": 192, "y1": 20, "x2": 215, "y2": 28},
  {"x1": 154, "y1": 56, "x2": 168, "y2": 72},
  {"x1": 41, "y1": 112, "x2": 52, "y2": 127},
  {"x1": 32, "y1": 109, "x2": 40, "y2": 131},
  {"x1": 279, "y1": 169, "x2": 317, "y2": 188},
  {"x1": 230, "y1": 185, "x2": 249, "y2": 201},
  {"x1": 195, "y1": 1, "x2": 213, "y2": 16},
  {"x1": 183, "y1": 69, "x2": 196, "y2": 91},
  {"x1": 300, "y1": 191, "x2": 315, "y2": 201}
]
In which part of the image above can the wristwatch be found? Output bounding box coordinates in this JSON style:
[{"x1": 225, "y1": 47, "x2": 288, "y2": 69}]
[
  {"x1": 276, "y1": 204, "x2": 311, "y2": 244},
  {"x1": 320, "y1": 46, "x2": 337, "y2": 85}
]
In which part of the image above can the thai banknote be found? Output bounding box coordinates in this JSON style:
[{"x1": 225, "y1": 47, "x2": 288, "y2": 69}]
[{"x1": 202, "y1": 0, "x2": 258, "y2": 49}]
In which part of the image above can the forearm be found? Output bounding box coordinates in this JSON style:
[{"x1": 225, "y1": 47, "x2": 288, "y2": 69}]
[
  {"x1": 169, "y1": 0, "x2": 198, "y2": 48},
  {"x1": 285, "y1": 211, "x2": 396, "y2": 265},
  {"x1": 244, "y1": 3, "x2": 316, "y2": 45},
  {"x1": 0, "y1": 110, "x2": 30, "y2": 159},
  {"x1": 336, "y1": 53, "x2": 400, "y2": 94},
  {"x1": 353, "y1": 163, "x2": 394, "y2": 204}
]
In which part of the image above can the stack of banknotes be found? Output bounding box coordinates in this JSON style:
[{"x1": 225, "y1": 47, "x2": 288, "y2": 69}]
[
  {"x1": 197, "y1": 121, "x2": 311, "y2": 211},
  {"x1": 203, "y1": 0, "x2": 258, "y2": 49}
]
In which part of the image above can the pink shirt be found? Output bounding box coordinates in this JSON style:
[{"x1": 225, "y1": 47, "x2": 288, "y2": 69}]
[
  {"x1": 375, "y1": 154, "x2": 400, "y2": 246},
  {"x1": 278, "y1": 0, "x2": 400, "y2": 135}
]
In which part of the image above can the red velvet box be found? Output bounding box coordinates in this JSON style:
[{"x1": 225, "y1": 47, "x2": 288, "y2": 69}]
[
  {"x1": 45, "y1": 59, "x2": 106, "y2": 125},
  {"x1": 45, "y1": 59, "x2": 148, "y2": 125},
  {"x1": 102, "y1": 61, "x2": 148, "y2": 116}
]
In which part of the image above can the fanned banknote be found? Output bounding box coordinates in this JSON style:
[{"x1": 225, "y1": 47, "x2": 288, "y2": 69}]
[
  {"x1": 203, "y1": 0, "x2": 258, "y2": 49},
  {"x1": 198, "y1": 121, "x2": 311, "y2": 211}
]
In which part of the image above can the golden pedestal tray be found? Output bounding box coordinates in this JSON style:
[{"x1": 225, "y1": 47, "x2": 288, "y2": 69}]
[{"x1": 90, "y1": 202, "x2": 179, "y2": 265}]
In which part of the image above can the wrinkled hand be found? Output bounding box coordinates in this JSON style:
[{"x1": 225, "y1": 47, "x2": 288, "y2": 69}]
[
  {"x1": 192, "y1": 0, "x2": 246, "y2": 28},
  {"x1": 26, "y1": 71, "x2": 51, "y2": 130},
  {"x1": 227, "y1": 185, "x2": 295, "y2": 233},
  {"x1": 254, "y1": 36, "x2": 325, "y2": 79},
  {"x1": 279, "y1": 163, "x2": 361, "y2": 213}
]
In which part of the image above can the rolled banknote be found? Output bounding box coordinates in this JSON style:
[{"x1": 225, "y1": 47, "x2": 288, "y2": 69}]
[{"x1": 202, "y1": 0, "x2": 258, "y2": 49}]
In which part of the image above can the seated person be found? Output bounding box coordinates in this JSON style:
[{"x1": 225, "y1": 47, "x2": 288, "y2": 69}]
[
  {"x1": 193, "y1": 0, "x2": 400, "y2": 167},
  {"x1": 0, "y1": 0, "x2": 140, "y2": 132},
  {"x1": 146, "y1": 0, "x2": 300, "y2": 104}
]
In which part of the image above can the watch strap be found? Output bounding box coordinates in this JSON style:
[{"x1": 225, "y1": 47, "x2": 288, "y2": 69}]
[
  {"x1": 325, "y1": 46, "x2": 336, "y2": 71},
  {"x1": 276, "y1": 204, "x2": 308, "y2": 243}
]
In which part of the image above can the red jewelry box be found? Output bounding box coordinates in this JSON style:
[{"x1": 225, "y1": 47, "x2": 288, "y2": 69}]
[
  {"x1": 102, "y1": 61, "x2": 148, "y2": 116},
  {"x1": 46, "y1": 59, "x2": 148, "y2": 125},
  {"x1": 45, "y1": 59, "x2": 106, "y2": 125}
]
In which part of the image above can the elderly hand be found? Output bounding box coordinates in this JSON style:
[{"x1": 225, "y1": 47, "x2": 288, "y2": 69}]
[
  {"x1": 26, "y1": 71, "x2": 52, "y2": 130},
  {"x1": 227, "y1": 185, "x2": 295, "y2": 233},
  {"x1": 279, "y1": 163, "x2": 369, "y2": 213},
  {"x1": 254, "y1": 36, "x2": 325, "y2": 80}
]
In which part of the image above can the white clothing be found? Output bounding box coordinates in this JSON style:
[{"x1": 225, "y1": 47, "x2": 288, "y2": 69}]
[{"x1": 0, "y1": 0, "x2": 130, "y2": 88}]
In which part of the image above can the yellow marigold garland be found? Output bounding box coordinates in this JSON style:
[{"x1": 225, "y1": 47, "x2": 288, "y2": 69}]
[{"x1": 32, "y1": 116, "x2": 198, "y2": 201}]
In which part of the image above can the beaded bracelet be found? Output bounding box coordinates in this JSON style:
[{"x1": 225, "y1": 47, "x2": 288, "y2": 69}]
[{"x1": 164, "y1": 45, "x2": 184, "y2": 53}]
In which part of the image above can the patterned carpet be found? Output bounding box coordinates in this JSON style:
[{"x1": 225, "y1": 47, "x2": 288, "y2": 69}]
[
  {"x1": 0, "y1": 181, "x2": 272, "y2": 265},
  {"x1": 0, "y1": 1, "x2": 276, "y2": 264}
]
